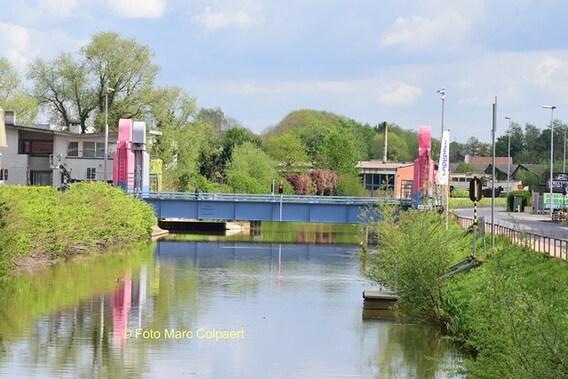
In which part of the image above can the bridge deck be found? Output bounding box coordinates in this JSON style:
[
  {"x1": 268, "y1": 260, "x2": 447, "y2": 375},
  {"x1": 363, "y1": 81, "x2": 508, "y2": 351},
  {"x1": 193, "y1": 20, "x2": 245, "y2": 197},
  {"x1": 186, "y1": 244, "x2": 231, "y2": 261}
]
[{"x1": 143, "y1": 192, "x2": 411, "y2": 224}]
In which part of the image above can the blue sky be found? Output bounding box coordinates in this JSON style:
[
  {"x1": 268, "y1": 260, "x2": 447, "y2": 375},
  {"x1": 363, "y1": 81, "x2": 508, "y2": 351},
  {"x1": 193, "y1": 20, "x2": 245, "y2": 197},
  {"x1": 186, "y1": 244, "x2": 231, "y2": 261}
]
[{"x1": 2, "y1": 0, "x2": 568, "y2": 143}]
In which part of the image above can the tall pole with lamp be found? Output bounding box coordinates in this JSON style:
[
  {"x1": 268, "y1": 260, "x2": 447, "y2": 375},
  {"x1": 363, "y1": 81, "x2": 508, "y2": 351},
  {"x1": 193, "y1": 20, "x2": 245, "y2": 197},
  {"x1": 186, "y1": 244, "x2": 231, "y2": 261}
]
[
  {"x1": 437, "y1": 88, "x2": 446, "y2": 209},
  {"x1": 562, "y1": 128, "x2": 566, "y2": 174},
  {"x1": 104, "y1": 81, "x2": 114, "y2": 183},
  {"x1": 437, "y1": 88, "x2": 445, "y2": 141},
  {"x1": 543, "y1": 105, "x2": 556, "y2": 219},
  {"x1": 505, "y1": 116, "x2": 511, "y2": 194}
]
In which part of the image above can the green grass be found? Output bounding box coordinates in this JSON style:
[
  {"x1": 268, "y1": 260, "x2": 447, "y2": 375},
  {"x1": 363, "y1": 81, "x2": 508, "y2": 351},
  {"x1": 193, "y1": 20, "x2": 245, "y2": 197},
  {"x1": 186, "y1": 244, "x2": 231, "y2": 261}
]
[
  {"x1": 362, "y1": 205, "x2": 568, "y2": 378},
  {"x1": 0, "y1": 182, "x2": 156, "y2": 279},
  {"x1": 448, "y1": 197, "x2": 507, "y2": 208}
]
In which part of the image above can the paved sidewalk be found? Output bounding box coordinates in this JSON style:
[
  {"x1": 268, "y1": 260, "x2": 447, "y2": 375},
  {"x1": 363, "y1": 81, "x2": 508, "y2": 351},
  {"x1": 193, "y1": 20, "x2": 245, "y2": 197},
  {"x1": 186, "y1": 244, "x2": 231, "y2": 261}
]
[{"x1": 454, "y1": 206, "x2": 568, "y2": 240}]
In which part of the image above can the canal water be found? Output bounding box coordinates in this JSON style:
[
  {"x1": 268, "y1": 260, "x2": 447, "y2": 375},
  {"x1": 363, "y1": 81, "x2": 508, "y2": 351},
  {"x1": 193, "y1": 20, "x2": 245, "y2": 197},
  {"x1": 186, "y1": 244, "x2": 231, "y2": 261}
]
[{"x1": 0, "y1": 223, "x2": 463, "y2": 378}]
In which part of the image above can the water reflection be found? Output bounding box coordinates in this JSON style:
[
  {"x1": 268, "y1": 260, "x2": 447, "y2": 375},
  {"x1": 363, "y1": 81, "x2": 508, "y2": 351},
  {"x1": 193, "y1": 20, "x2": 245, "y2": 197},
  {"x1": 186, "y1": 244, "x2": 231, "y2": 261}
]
[{"x1": 0, "y1": 234, "x2": 462, "y2": 378}]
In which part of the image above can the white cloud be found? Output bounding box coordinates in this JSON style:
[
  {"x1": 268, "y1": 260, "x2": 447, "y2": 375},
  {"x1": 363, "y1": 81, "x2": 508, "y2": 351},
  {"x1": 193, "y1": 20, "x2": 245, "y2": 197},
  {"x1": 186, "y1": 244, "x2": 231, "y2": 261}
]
[
  {"x1": 36, "y1": 0, "x2": 79, "y2": 18},
  {"x1": 380, "y1": 11, "x2": 472, "y2": 50},
  {"x1": 379, "y1": 1, "x2": 485, "y2": 51},
  {"x1": 192, "y1": 5, "x2": 264, "y2": 31},
  {"x1": 534, "y1": 55, "x2": 561, "y2": 84},
  {"x1": 377, "y1": 81, "x2": 422, "y2": 106},
  {"x1": 108, "y1": 0, "x2": 166, "y2": 19},
  {"x1": 0, "y1": 23, "x2": 31, "y2": 66}
]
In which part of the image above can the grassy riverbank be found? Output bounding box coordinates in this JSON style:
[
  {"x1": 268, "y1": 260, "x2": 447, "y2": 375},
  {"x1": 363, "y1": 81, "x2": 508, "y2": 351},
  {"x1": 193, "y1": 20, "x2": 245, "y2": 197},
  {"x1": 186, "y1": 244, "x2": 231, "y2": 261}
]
[
  {"x1": 363, "y1": 207, "x2": 568, "y2": 378},
  {"x1": 0, "y1": 182, "x2": 156, "y2": 278}
]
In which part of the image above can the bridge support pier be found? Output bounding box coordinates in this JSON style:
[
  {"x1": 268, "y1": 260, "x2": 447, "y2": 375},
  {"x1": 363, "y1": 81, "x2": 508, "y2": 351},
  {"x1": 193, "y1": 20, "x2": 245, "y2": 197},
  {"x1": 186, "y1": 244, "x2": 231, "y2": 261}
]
[{"x1": 158, "y1": 219, "x2": 256, "y2": 234}]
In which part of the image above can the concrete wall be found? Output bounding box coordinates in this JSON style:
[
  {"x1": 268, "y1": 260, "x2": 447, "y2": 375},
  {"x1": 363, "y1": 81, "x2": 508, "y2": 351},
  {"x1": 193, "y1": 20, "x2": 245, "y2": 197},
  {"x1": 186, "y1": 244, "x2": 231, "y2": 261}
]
[
  {"x1": 1, "y1": 127, "x2": 30, "y2": 185},
  {"x1": 56, "y1": 135, "x2": 116, "y2": 184}
]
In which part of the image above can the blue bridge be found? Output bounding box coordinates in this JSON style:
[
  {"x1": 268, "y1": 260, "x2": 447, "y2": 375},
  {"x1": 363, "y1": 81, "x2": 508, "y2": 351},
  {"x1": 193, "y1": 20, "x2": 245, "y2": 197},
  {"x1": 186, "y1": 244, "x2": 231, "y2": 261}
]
[{"x1": 143, "y1": 192, "x2": 412, "y2": 224}]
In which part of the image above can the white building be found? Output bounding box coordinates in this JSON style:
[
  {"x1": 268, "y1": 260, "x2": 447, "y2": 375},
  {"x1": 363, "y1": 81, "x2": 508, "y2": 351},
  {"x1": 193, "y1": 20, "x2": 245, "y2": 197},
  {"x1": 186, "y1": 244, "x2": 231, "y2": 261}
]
[{"x1": 0, "y1": 111, "x2": 117, "y2": 187}]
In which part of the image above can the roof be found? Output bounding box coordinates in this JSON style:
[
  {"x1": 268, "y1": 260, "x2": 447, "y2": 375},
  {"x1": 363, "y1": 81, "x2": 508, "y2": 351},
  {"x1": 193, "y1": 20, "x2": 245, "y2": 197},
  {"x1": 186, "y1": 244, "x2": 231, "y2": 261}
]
[
  {"x1": 356, "y1": 160, "x2": 413, "y2": 170},
  {"x1": 6, "y1": 123, "x2": 116, "y2": 138},
  {"x1": 467, "y1": 156, "x2": 512, "y2": 165}
]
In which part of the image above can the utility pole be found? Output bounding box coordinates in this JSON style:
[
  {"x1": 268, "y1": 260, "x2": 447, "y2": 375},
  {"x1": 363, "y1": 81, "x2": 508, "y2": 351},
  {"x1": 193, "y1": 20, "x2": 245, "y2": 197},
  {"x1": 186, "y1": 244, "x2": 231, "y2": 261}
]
[{"x1": 491, "y1": 97, "x2": 497, "y2": 249}]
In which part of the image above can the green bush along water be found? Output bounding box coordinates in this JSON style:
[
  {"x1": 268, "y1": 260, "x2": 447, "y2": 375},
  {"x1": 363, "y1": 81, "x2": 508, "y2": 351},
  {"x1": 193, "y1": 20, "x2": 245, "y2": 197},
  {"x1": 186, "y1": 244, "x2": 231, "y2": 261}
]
[
  {"x1": 365, "y1": 207, "x2": 471, "y2": 323},
  {"x1": 0, "y1": 182, "x2": 156, "y2": 278},
  {"x1": 364, "y1": 208, "x2": 568, "y2": 378}
]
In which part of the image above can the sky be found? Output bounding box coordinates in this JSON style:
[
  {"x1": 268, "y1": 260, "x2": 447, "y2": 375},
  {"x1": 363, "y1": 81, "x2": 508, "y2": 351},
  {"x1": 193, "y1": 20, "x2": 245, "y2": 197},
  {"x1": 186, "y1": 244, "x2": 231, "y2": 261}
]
[{"x1": 2, "y1": 0, "x2": 568, "y2": 143}]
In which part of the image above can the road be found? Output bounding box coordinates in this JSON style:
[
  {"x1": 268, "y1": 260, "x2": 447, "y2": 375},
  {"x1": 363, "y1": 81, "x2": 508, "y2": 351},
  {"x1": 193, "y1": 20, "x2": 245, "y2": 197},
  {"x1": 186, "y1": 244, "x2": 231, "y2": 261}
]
[{"x1": 453, "y1": 206, "x2": 568, "y2": 240}]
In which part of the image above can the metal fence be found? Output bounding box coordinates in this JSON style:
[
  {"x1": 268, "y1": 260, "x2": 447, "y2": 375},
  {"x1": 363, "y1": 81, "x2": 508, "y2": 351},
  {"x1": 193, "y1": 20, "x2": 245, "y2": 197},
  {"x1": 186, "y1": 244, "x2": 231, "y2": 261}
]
[
  {"x1": 454, "y1": 214, "x2": 568, "y2": 260},
  {"x1": 145, "y1": 192, "x2": 413, "y2": 206}
]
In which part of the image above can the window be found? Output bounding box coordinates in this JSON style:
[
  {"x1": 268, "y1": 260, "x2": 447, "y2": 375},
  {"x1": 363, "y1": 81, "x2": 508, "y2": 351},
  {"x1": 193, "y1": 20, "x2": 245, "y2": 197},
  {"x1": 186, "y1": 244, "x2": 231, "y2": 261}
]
[
  {"x1": 401, "y1": 180, "x2": 413, "y2": 198},
  {"x1": 0, "y1": 169, "x2": 7, "y2": 180},
  {"x1": 95, "y1": 142, "x2": 105, "y2": 158},
  {"x1": 19, "y1": 140, "x2": 53, "y2": 156},
  {"x1": 31, "y1": 171, "x2": 52, "y2": 186},
  {"x1": 83, "y1": 142, "x2": 95, "y2": 158},
  {"x1": 87, "y1": 167, "x2": 97, "y2": 180},
  {"x1": 107, "y1": 142, "x2": 116, "y2": 158},
  {"x1": 67, "y1": 142, "x2": 79, "y2": 157}
]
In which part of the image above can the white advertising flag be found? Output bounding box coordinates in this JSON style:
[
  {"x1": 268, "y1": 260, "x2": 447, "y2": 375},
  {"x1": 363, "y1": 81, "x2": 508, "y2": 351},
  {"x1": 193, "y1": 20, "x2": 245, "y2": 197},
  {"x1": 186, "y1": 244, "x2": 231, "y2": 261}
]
[{"x1": 437, "y1": 130, "x2": 450, "y2": 185}]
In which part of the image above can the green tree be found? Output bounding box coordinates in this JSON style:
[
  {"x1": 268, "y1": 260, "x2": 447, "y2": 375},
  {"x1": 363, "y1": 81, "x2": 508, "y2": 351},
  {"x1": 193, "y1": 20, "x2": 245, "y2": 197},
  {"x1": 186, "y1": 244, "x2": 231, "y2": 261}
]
[
  {"x1": 82, "y1": 32, "x2": 159, "y2": 131},
  {"x1": 168, "y1": 122, "x2": 209, "y2": 191},
  {"x1": 220, "y1": 126, "x2": 261, "y2": 167},
  {"x1": 196, "y1": 107, "x2": 240, "y2": 134},
  {"x1": 337, "y1": 117, "x2": 375, "y2": 160},
  {"x1": 465, "y1": 136, "x2": 489, "y2": 156},
  {"x1": 519, "y1": 123, "x2": 542, "y2": 163},
  {"x1": 449, "y1": 141, "x2": 467, "y2": 162},
  {"x1": 28, "y1": 52, "x2": 98, "y2": 132},
  {"x1": 146, "y1": 85, "x2": 197, "y2": 166},
  {"x1": 0, "y1": 58, "x2": 37, "y2": 125},
  {"x1": 268, "y1": 133, "x2": 309, "y2": 172},
  {"x1": 372, "y1": 132, "x2": 413, "y2": 162},
  {"x1": 454, "y1": 162, "x2": 481, "y2": 173},
  {"x1": 496, "y1": 121, "x2": 524, "y2": 161},
  {"x1": 226, "y1": 142, "x2": 277, "y2": 193},
  {"x1": 335, "y1": 173, "x2": 366, "y2": 196},
  {"x1": 195, "y1": 108, "x2": 239, "y2": 183},
  {"x1": 317, "y1": 130, "x2": 359, "y2": 174},
  {"x1": 27, "y1": 32, "x2": 158, "y2": 133}
]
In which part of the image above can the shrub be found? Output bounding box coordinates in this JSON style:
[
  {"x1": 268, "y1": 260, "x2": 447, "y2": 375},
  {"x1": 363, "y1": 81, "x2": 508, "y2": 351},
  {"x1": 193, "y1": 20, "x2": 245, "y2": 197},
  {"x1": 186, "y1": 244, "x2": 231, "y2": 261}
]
[
  {"x1": 506, "y1": 190, "x2": 531, "y2": 211},
  {"x1": 310, "y1": 169, "x2": 337, "y2": 195},
  {"x1": 334, "y1": 173, "x2": 366, "y2": 196},
  {"x1": 287, "y1": 173, "x2": 315, "y2": 195},
  {"x1": 450, "y1": 189, "x2": 469, "y2": 198},
  {"x1": 0, "y1": 183, "x2": 156, "y2": 278},
  {"x1": 365, "y1": 207, "x2": 469, "y2": 322}
]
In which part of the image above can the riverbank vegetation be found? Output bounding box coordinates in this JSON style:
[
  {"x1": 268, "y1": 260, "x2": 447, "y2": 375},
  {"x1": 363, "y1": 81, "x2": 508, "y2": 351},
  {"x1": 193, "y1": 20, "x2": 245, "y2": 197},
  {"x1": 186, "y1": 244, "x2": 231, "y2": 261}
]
[
  {"x1": 363, "y1": 208, "x2": 568, "y2": 378},
  {"x1": 0, "y1": 182, "x2": 156, "y2": 278}
]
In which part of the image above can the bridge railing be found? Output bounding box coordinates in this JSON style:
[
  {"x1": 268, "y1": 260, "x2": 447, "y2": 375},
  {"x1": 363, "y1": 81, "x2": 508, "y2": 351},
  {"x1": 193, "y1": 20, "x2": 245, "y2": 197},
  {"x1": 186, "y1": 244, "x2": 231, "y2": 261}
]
[
  {"x1": 454, "y1": 214, "x2": 568, "y2": 260},
  {"x1": 145, "y1": 192, "x2": 411, "y2": 206}
]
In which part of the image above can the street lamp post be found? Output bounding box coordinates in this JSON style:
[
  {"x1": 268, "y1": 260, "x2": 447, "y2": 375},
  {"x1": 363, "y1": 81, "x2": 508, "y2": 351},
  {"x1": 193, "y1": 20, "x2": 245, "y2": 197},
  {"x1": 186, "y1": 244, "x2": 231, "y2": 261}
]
[
  {"x1": 505, "y1": 117, "x2": 511, "y2": 194},
  {"x1": 437, "y1": 88, "x2": 446, "y2": 209},
  {"x1": 562, "y1": 128, "x2": 566, "y2": 174},
  {"x1": 104, "y1": 81, "x2": 114, "y2": 183},
  {"x1": 437, "y1": 88, "x2": 446, "y2": 141},
  {"x1": 543, "y1": 105, "x2": 556, "y2": 219}
]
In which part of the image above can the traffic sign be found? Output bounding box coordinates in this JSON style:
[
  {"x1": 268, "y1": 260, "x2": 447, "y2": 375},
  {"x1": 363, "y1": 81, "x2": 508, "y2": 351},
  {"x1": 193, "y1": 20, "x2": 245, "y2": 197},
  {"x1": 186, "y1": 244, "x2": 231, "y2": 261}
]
[{"x1": 469, "y1": 177, "x2": 483, "y2": 202}]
